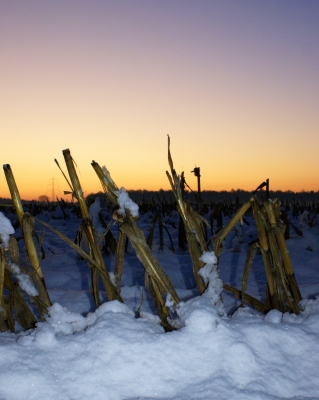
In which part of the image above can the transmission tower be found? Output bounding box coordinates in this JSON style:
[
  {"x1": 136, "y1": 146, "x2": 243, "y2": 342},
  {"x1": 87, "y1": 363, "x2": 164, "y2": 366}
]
[{"x1": 46, "y1": 178, "x2": 60, "y2": 201}]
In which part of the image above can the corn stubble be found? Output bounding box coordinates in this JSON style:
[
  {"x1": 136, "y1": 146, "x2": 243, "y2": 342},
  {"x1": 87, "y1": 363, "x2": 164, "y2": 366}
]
[
  {"x1": 3, "y1": 164, "x2": 51, "y2": 324},
  {"x1": 1, "y1": 141, "x2": 303, "y2": 332},
  {"x1": 166, "y1": 135, "x2": 210, "y2": 294},
  {"x1": 62, "y1": 149, "x2": 122, "y2": 306},
  {"x1": 213, "y1": 194, "x2": 301, "y2": 314},
  {"x1": 91, "y1": 160, "x2": 179, "y2": 331}
]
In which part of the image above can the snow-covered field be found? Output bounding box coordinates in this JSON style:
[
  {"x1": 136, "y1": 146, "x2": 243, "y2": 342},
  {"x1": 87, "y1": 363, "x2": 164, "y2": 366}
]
[{"x1": 1, "y1": 198, "x2": 319, "y2": 400}]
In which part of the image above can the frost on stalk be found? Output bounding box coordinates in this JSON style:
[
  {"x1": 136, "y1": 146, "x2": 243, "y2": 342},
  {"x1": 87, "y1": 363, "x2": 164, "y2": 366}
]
[
  {"x1": 0, "y1": 212, "x2": 15, "y2": 249},
  {"x1": 116, "y1": 187, "x2": 139, "y2": 218}
]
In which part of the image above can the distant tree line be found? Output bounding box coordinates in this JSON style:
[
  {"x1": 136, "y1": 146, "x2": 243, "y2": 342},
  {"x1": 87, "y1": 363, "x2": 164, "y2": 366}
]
[
  {"x1": 85, "y1": 189, "x2": 319, "y2": 205},
  {"x1": 2, "y1": 189, "x2": 319, "y2": 206}
]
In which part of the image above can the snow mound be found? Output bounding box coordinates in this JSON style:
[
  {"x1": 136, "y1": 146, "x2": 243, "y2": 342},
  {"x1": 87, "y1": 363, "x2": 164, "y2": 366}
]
[{"x1": 1, "y1": 294, "x2": 318, "y2": 399}]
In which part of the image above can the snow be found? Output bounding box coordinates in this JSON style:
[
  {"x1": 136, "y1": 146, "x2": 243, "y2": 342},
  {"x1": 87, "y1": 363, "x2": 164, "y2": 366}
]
[
  {"x1": 1, "y1": 298, "x2": 319, "y2": 400},
  {"x1": 9, "y1": 263, "x2": 39, "y2": 297},
  {"x1": 0, "y1": 203, "x2": 319, "y2": 399},
  {"x1": 89, "y1": 196, "x2": 104, "y2": 235},
  {"x1": 116, "y1": 187, "x2": 139, "y2": 217},
  {"x1": 0, "y1": 211, "x2": 15, "y2": 248}
]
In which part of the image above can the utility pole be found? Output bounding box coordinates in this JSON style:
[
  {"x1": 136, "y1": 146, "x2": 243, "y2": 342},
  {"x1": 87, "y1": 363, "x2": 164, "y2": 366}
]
[{"x1": 191, "y1": 167, "x2": 201, "y2": 212}]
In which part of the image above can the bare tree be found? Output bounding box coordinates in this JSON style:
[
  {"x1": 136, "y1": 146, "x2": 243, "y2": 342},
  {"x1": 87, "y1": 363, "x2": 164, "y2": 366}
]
[{"x1": 38, "y1": 195, "x2": 49, "y2": 202}]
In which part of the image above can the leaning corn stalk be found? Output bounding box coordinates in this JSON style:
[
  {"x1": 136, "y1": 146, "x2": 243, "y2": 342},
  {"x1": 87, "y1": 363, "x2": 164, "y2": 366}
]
[
  {"x1": 252, "y1": 200, "x2": 276, "y2": 308},
  {"x1": 212, "y1": 196, "x2": 269, "y2": 311},
  {"x1": 166, "y1": 135, "x2": 209, "y2": 294},
  {"x1": 266, "y1": 199, "x2": 302, "y2": 303},
  {"x1": 0, "y1": 237, "x2": 37, "y2": 332},
  {"x1": 213, "y1": 197, "x2": 254, "y2": 258},
  {"x1": 91, "y1": 160, "x2": 179, "y2": 330},
  {"x1": 3, "y1": 164, "x2": 51, "y2": 319},
  {"x1": 7, "y1": 235, "x2": 37, "y2": 329},
  {"x1": 62, "y1": 149, "x2": 122, "y2": 306},
  {"x1": 241, "y1": 241, "x2": 258, "y2": 306},
  {"x1": 262, "y1": 200, "x2": 301, "y2": 313},
  {"x1": 114, "y1": 229, "x2": 126, "y2": 289},
  {"x1": 223, "y1": 283, "x2": 270, "y2": 314},
  {"x1": 4, "y1": 267, "x2": 37, "y2": 331},
  {"x1": 146, "y1": 273, "x2": 174, "y2": 332},
  {"x1": 32, "y1": 216, "x2": 121, "y2": 298},
  {"x1": 0, "y1": 248, "x2": 10, "y2": 331}
]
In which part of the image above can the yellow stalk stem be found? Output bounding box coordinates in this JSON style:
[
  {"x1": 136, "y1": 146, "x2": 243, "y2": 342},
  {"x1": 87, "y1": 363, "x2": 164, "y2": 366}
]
[
  {"x1": 3, "y1": 164, "x2": 51, "y2": 313},
  {"x1": 252, "y1": 201, "x2": 268, "y2": 252},
  {"x1": 213, "y1": 198, "x2": 253, "y2": 257},
  {"x1": 62, "y1": 149, "x2": 121, "y2": 303},
  {"x1": 0, "y1": 248, "x2": 6, "y2": 319},
  {"x1": 91, "y1": 160, "x2": 180, "y2": 305},
  {"x1": 120, "y1": 220, "x2": 180, "y2": 304}
]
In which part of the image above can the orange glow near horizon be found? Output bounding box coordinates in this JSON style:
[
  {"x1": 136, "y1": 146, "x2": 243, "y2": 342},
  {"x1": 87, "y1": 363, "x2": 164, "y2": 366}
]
[
  {"x1": 2, "y1": 141, "x2": 319, "y2": 201},
  {"x1": 1, "y1": 1, "x2": 319, "y2": 201}
]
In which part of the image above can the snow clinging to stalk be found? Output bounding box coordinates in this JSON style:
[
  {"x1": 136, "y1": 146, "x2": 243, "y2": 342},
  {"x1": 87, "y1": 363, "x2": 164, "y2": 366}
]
[
  {"x1": 0, "y1": 212, "x2": 15, "y2": 249},
  {"x1": 116, "y1": 187, "x2": 139, "y2": 218},
  {"x1": 9, "y1": 263, "x2": 39, "y2": 297},
  {"x1": 199, "y1": 251, "x2": 225, "y2": 316}
]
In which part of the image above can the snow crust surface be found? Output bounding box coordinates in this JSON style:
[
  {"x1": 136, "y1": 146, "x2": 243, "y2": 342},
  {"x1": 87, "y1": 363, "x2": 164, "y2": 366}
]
[
  {"x1": 1, "y1": 206, "x2": 319, "y2": 400},
  {"x1": 1, "y1": 298, "x2": 319, "y2": 400}
]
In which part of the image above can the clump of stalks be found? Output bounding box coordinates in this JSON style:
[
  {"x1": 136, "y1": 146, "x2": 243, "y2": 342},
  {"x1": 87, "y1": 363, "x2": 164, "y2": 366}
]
[
  {"x1": 91, "y1": 160, "x2": 180, "y2": 331},
  {"x1": 166, "y1": 135, "x2": 211, "y2": 294},
  {"x1": 3, "y1": 164, "x2": 51, "y2": 321},
  {"x1": 213, "y1": 193, "x2": 302, "y2": 314},
  {"x1": 59, "y1": 149, "x2": 123, "y2": 307},
  {"x1": 0, "y1": 237, "x2": 38, "y2": 332}
]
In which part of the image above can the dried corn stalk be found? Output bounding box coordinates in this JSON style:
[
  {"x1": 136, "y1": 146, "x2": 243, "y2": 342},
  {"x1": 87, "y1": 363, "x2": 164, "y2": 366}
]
[
  {"x1": 91, "y1": 160, "x2": 179, "y2": 329},
  {"x1": 0, "y1": 239, "x2": 37, "y2": 332},
  {"x1": 213, "y1": 192, "x2": 302, "y2": 314},
  {"x1": 166, "y1": 135, "x2": 209, "y2": 294},
  {"x1": 62, "y1": 149, "x2": 123, "y2": 305},
  {"x1": 3, "y1": 164, "x2": 51, "y2": 319},
  {"x1": 0, "y1": 248, "x2": 10, "y2": 331}
]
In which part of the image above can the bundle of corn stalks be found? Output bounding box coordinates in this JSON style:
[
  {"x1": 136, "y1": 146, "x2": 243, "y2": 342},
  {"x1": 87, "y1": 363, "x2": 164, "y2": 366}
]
[
  {"x1": 0, "y1": 240, "x2": 38, "y2": 332},
  {"x1": 213, "y1": 195, "x2": 302, "y2": 314},
  {"x1": 57, "y1": 149, "x2": 123, "y2": 307},
  {"x1": 91, "y1": 160, "x2": 180, "y2": 331},
  {"x1": 2, "y1": 159, "x2": 124, "y2": 332},
  {"x1": 1, "y1": 142, "x2": 302, "y2": 334},
  {"x1": 1, "y1": 164, "x2": 52, "y2": 331}
]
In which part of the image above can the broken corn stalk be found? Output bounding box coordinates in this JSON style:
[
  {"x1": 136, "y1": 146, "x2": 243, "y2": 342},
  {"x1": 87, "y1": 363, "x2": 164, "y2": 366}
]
[
  {"x1": 3, "y1": 164, "x2": 51, "y2": 318},
  {"x1": 62, "y1": 149, "x2": 122, "y2": 305},
  {"x1": 166, "y1": 135, "x2": 208, "y2": 294},
  {"x1": 91, "y1": 160, "x2": 179, "y2": 329}
]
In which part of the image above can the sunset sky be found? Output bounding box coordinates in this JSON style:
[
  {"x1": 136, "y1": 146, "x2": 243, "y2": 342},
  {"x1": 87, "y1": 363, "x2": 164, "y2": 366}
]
[{"x1": 1, "y1": 1, "x2": 319, "y2": 200}]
